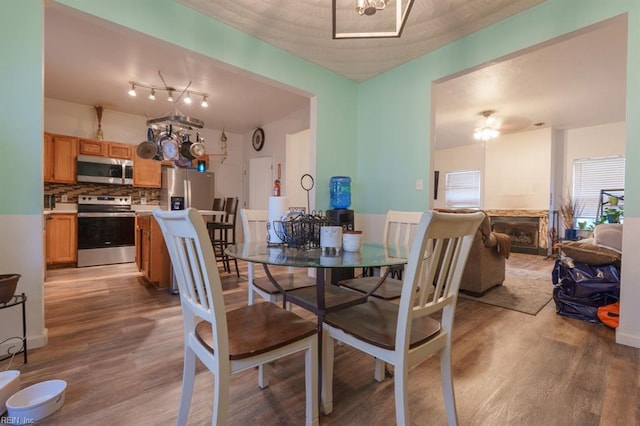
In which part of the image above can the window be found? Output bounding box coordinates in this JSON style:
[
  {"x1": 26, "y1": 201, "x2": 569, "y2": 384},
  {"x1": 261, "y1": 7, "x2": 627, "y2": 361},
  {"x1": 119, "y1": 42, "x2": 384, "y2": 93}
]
[
  {"x1": 445, "y1": 170, "x2": 481, "y2": 208},
  {"x1": 573, "y1": 156, "x2": 625, "y2": 220}
]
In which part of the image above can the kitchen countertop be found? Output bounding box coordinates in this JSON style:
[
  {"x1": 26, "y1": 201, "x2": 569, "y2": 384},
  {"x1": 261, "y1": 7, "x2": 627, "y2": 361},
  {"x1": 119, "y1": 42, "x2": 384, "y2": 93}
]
[
  {"x1": 135, "y1": 208, "x2": 224, "y2": 217},
  {"x1": 44, "y1": 203, "x2": 78, "y2": 214},
  {"x1": 42, "y1": 204, "x2": 222, "y2": 216}
]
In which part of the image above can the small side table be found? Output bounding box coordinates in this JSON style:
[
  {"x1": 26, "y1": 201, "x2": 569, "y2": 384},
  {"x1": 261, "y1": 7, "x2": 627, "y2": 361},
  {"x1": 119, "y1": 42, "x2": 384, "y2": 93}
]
[{"x1": 0, "y1": 293, "x2": 27, "y2": 364}]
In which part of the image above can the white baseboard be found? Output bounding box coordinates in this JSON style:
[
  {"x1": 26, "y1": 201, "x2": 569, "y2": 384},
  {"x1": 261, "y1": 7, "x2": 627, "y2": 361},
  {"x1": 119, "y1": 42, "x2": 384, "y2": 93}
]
[
  {"x1": 0, "y1": 328, "x2": 48, "y2": 360},
  {"x1": 615, "y1": 330, "x2": 640, "y2": 349}
]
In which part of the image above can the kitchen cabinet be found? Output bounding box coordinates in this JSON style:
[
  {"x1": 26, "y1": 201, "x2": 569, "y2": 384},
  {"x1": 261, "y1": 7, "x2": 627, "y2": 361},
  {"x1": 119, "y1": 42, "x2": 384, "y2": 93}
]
[
  {"x1": 79, "y1": 139, "x2": 132, "y2": 159},
  {"x1": 46, "y1": 213, "x2": 77, "y2": 265},
  {"x1": 44, "y1": 133, "x2": 77, "y2": 183},
  {"x1": 79, "y1": 138, "x2": 105, "y2": 156},
  {"x1": 136, "y1": 215, "x2": 170, "y2": 288},
  {"x1": 107, "y1": 142, "x2": 133, "y2": 159},
  {"x1": 134, "y1": 156, "x2": 161, "y2": 188}
]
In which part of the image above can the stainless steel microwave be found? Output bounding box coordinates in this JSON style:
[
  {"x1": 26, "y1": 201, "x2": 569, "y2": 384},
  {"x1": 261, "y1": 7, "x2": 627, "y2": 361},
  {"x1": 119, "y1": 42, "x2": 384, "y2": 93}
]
[{"x1": 77, "y1": 155, "x2": 133, "y2": 185}]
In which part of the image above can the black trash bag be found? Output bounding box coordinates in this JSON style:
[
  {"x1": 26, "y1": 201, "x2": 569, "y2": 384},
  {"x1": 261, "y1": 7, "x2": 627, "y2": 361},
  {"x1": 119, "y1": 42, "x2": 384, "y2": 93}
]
[
  {"x1": 552, "y1": 288, "x2": 601, "y2": 323},
  {"x1": 552, "y1": 257, "x2": 620, "y2": 323}
]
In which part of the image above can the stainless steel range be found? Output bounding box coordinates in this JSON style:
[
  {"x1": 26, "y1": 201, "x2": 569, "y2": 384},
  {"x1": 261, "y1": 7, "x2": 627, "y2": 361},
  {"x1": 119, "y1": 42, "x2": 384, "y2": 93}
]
[{"x1": 77, "y1": 195, "x2": 135, "y2": 267}]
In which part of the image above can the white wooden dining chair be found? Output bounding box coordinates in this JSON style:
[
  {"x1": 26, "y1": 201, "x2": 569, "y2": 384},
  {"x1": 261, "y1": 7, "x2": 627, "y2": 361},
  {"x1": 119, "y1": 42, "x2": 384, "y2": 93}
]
[
  {"x1": 240, "y1": 208, "x2": 316, "y2": 308},
  {"x1": 153, "y1": 208, "x2": 319, "y2": 426},
  {"x1": 321, "y1": 210, "x2": 484, "y2": 426},
  {"x1": 338, "y1": 210, "x2": 424, "y2": 300}
]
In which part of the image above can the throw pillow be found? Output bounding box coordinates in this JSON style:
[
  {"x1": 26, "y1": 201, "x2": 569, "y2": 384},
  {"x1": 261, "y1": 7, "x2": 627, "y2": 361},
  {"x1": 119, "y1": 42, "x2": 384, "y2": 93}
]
[
  {"x1": 558, "y1": 240, "x2": 621, "y2": 265},
  {"x1": 593, "y1": 224, "x2": 623, "y2": 252}
]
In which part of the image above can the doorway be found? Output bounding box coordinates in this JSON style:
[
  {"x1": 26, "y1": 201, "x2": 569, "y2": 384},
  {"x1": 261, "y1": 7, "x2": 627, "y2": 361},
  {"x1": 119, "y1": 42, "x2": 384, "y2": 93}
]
[{"x1": 248, "y1": 157, "x2": 274, "y2": 210}]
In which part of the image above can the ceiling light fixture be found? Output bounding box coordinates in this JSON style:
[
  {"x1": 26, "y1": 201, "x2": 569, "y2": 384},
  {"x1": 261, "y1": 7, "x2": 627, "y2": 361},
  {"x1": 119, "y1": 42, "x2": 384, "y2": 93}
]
[
  {"x1": 332, "y1": 0, "x2": 415, "y2": 39},
  {"x1": 127, "y1": 71, "x2": 208, "y2": 108},
  {"x1": 473, "y1": 110, "x2": 500, "y2": 141},
  {"x1": 356, "y1": 0, "x2": 387, "y2": 15}
]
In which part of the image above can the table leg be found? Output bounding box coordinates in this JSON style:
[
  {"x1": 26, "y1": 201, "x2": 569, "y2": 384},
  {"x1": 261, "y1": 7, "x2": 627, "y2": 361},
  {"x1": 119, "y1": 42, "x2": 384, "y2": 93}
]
[
  {"x1": 262, "y1": 264, "x2": 288, "y2": 309},
  {"x1": 261, "y1": 264, "x2": 327, "y2": 409},
  {"x1": 316, "y1": 267, "x2": 326, "y2": 412},
  {"x1": 21, "y1": 294, "x2": 27, "y2": 363}
]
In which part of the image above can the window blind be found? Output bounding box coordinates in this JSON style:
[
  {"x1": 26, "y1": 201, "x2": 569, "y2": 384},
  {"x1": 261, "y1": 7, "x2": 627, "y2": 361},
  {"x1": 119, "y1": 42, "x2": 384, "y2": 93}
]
[
  {"x1": 445, "y1": 170, "x2": 481, "y2": 208},
  {"x1": 573, "y1": 156, "x2": 625, "y2": 219}
]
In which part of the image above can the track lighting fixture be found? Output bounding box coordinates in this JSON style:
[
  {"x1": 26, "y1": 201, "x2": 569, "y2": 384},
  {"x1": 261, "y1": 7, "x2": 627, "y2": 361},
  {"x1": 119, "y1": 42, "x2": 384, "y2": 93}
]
[{"x1": 127, "y1": 71, "x2": 208, "y2": 109}]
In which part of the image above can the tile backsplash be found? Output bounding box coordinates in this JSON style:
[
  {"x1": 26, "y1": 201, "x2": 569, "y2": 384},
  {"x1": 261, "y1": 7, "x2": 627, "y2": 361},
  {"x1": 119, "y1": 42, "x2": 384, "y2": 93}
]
[{"x1": 44, "y1": 182, "x2": 160, "y2": 205}]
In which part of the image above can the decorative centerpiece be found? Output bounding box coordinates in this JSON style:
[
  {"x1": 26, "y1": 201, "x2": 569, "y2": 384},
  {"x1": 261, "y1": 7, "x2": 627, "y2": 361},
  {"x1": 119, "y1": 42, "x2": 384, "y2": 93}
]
[
  {"x1": 95, "y1": 105, "x2": 104, "y2": 140},
  {"x1": 560, "y1": 192, "x2": 584, "y2": 240}
]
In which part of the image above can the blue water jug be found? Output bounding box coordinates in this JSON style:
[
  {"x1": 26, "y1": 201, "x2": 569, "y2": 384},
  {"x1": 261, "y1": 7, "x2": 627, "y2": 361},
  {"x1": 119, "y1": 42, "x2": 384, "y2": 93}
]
[{"x1": 330, "y1": 176, "x2": 351, "y2": 209}]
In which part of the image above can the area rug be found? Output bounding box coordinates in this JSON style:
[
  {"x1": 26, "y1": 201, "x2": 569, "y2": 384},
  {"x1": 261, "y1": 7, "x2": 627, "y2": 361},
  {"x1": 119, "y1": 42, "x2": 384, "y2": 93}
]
[{"x1": 459, "y1": 265, "x2": 553, "y2": 315}]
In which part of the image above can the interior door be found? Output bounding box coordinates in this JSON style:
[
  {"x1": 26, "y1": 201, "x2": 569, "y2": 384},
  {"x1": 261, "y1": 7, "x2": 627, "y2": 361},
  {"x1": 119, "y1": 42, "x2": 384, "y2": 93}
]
[
  {"x1": 249, "y1": 157, "x2": 273, "y2": 210},
  {"x1": 286, "y1": 129, "x2": 312, "y2": 212}
]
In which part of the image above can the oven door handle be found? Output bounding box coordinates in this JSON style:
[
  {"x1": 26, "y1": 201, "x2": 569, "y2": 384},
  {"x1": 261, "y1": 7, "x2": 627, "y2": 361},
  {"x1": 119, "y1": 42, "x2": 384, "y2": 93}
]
[{"x1": 77, "y1": 212, "x2": 136, "y2": 218}]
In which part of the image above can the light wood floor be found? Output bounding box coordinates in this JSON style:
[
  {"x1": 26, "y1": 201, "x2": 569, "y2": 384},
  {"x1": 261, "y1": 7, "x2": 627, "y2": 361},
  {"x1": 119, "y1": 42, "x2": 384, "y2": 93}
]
[{"x1": 8, "y1": 254, "x2": 639, "y2": 425}]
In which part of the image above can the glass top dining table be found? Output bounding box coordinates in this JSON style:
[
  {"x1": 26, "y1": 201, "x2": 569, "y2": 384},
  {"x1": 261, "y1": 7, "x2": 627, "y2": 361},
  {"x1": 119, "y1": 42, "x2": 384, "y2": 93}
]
[
  {"x1": 225, "y1": 242, "x2": 410, "y2": 270},
  {"x1": 226, "y1": 241, "x2": 411, "y2": 320}
]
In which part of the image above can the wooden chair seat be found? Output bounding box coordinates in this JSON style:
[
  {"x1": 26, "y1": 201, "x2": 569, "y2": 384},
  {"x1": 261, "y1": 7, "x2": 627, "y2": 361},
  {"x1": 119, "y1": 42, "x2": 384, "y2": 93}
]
[
  {"x1": 336, "y1": 276, "x2": 404, "y2": 300},
  {"x1": 285, "y1": 285, "x2": 367, "y2": 314},
  {"x1": 252, "y1": 273, "x2": 317, "y2": 294},
  {"x1": 323, "y1": 299, "x2": 440, "y2": 351},
  {"x1": 196, "y1": 302, "x2": 317, "y2": 360}
]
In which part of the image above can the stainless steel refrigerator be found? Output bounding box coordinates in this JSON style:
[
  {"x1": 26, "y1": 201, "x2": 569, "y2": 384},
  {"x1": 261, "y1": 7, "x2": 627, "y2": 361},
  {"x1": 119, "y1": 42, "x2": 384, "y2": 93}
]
[{"x1": 160, "y1": 167, "x2": 215, "y2": 211}]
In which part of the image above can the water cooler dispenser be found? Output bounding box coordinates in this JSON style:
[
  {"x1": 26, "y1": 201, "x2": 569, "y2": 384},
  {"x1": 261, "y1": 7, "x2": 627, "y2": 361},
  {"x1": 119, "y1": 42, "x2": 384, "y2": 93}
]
[
  {"x1": 327, "y1": 176, "x2": 355, "y2": 283},
  {"x1": 325, "y1": 209, "x2": 354, "y2": 231}
]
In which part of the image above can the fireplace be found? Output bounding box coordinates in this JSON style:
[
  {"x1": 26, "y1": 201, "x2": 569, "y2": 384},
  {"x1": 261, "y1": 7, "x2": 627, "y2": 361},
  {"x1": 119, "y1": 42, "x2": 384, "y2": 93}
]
[{"x1": 491, "y1": 216, "x2": 541, "y2": 255}]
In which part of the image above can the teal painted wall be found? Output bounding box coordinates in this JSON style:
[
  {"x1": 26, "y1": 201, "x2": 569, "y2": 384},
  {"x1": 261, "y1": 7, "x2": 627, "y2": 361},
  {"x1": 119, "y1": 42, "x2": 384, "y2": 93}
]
[
  {"x1": 356, "y1": 0, "x2": 639, "y2": 216},
  {"x1": 55, "y1": 0, "x2": 359, "y2": 212},
  {"x1": 1, "y1": 0, "x2": 43, "y2": 214}
]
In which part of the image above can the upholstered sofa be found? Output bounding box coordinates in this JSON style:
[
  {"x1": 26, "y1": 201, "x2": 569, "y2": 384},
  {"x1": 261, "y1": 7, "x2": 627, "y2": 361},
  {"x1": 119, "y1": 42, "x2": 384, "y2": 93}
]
[{"x1": 436, "y1": 209, "x2": 511, "y2": 296}]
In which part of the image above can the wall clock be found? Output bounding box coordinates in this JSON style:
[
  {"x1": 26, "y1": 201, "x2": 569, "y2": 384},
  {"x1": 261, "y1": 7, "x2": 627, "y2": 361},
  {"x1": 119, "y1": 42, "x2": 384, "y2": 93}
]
[{"x1": 252, "y1": 128, "x2": 265, "y2": 151}]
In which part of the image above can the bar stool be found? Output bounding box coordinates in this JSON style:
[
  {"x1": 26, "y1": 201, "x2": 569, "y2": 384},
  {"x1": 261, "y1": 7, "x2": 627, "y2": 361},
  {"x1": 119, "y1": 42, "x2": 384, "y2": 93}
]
[{"x1": 208, "y1": 197, "x2": 239, "y2": 276}]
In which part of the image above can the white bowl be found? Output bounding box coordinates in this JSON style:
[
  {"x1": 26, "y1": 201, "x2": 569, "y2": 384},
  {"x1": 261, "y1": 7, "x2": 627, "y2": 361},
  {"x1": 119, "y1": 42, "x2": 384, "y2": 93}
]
[
  {"x1": 0, "y1": 370, "x2": 21, "y2": 414},
  {"x1": 342, "y1": 232, "x2": 363, "y2": 252},
  {"x1": 6, "y1": 380, "x2": 66, "y2": 424}
]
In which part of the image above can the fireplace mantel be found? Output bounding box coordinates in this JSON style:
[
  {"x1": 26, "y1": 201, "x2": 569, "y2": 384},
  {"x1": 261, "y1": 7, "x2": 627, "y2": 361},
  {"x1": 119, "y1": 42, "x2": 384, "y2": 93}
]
[{"x1": 485, "y1": 209, "x2": 550, "y2": 254}]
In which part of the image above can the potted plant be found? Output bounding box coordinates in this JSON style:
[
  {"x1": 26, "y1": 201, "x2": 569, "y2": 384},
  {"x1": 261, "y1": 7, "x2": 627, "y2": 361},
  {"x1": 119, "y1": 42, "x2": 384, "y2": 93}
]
[
  {"x1": 604, "y1": 206, "x2": 623, "y2": 223},
  {"x1": 560, "y1": 192, "x2": 584, "y2": 240}
]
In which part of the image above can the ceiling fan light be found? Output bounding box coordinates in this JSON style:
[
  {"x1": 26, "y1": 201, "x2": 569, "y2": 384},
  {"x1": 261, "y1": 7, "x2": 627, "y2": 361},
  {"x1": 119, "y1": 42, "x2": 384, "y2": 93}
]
[
  {"x1": 356, "y1": 0, "x2": 387, "y2": 15},
  {"x1": 473, "y1": 110, "x2": 500, "y2": 141}
]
